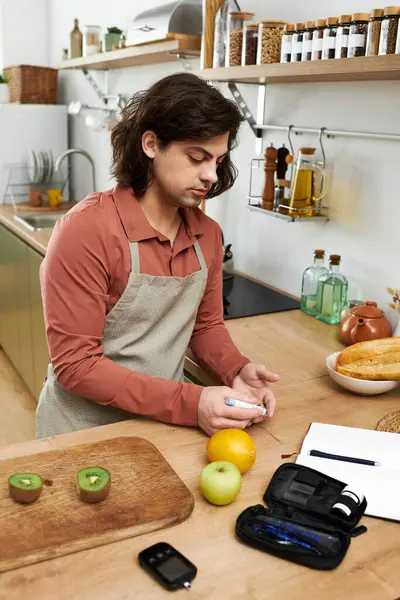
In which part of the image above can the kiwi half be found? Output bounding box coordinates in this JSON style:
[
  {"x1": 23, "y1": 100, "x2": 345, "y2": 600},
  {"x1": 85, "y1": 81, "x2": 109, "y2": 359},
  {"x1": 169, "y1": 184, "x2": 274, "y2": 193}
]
[
  {"x1": 8, "y1": 473, "x2": 43, "y2": 504},
  {"x1": 76, "y1": 466, "x2": 111, "y2": 504}
]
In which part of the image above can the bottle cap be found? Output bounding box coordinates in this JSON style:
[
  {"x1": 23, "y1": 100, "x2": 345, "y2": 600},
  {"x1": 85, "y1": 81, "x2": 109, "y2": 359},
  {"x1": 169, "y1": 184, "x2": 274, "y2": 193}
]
[
  {"x1": 276, "y1": 179, "x2": 291, "y2": 187},
  {"x1": 295, "y1": 22, "x2": 305, "y2": 30},
  {"x1": 330, "y1": 254, "x2": 341, "y2": 264},
  {"x1": 352, "y1": 13, "x2": 371, "y2": 21},
  {"x1": 300, "y1": 147, "x2": 316, "y2": 155},
  {"x1": 284, "y1": 24, "x2": 295, "y2": 32},
  {"x1": 316, "y1": 18, "x2": 327, "y2": 27},
  {"x1": 228, "y1": 11, "x2": 255, "y2": 21},
  {"x1": 306, "y1": 21, "x2": 316, "y2": 28},
  {"x1": 370, "y1": 8, "x2": 384, "y2": 18},
  {"x1": 383, "y1": 6, "x2": 400, "y2": 16},
  {"x1": 314, "y1": 249, "x2": 325, "y2": 257},
  {"x1": 326, "y1": 17, "x2": 339, "y2": 25},
  {"x1": 339, "y1": 14, "x2": 353, "y2": 23}
]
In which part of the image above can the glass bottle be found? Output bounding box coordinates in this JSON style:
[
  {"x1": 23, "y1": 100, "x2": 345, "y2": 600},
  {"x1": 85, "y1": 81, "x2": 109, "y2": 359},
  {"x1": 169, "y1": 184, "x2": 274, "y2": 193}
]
[
  {"x1": 241, "y1": 23, "x2": 259, "y2": 65},
  {"x1": 366, "y1": 9, "x2": 384, "y2": 56},
  {"x1": 323, "y1": 17, "x2": 339, "y2": 60},
  {"x1": 335, "y1": 14, "x2": 352, "y2": 58},
  {"x1": 70, "y1": 18, "x2": 83, "y2": 59},
  {"x1": 378, "y1": 6, "x2": 400, "y2": 55},
  {"x1": 288, "y1": 147, "x2": 327, "y2": 218},
  {"x1": 281, "y1": 24, "x2": 294, "y2": 63},
  {"x1": 291, "y1": 22, "x2": 305, "y2": 62},
  {"x1": 316, "y1": 255, "x2": 348, "y2": 325},
  {"x1": 302, "y1": 21, "x2": 315, "y2": 61},
  {"x1": 300, "y1": 250, "x2": 329, "y2": 316},
  {"x1": 213, "y1": 0, "x2": 230, "y2": 68},
  {"x1": 312, "y1": 19, "x2": 326, "y2": 60},
  {"x1": 348, "y1": 13, "x2": 370, "y2": 58}
]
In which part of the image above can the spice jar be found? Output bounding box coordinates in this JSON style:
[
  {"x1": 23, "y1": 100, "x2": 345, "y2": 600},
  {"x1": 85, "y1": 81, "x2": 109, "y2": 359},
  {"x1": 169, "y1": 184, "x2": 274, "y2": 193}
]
[
  {"x1": 378, "y1": 6, "x2": 400, "y2": 55},
  {"x1": 83, "y1": 25, "x2": 102, "y2": 56},
  {"x1": 302, "y1": 21, "x2": 315, "y2": 61},
  {"x1": 291, "y1": 22, "x2": 305, "y2": 62},
  {"x1": 241, "y1": 23, "x2": 258, "y2": 65},
  {"x1": 335, "y1": 14, "x2": 352, "y2": 58},
  {"x1": 323, "y1": 17, "x2": 339, "y2": 59},
  {"x1": 348, "y1": 13, "x2": 370, "y2": 57},
  {"x1": 366, "y1": 9, "x2": 384, "y2": 56},
  {"x1": 257, "y1": 20, "x2": 286, "y2": 64},
  {"x1": 311, "y1": 19, "x2": 326, "y2": 60},
  {"x1": 225, "y1": 11, "x2": 254, "y2": 67},
  {"x1": 281, "y1": 24, "x2": 294, "y2": 63}
]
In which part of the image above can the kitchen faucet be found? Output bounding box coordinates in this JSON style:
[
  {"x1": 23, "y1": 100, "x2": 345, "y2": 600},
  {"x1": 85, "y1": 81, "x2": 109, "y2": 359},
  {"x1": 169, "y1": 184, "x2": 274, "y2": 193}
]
[{"x1": 54, "y1": 148, "x2": 96, "y2": 200}]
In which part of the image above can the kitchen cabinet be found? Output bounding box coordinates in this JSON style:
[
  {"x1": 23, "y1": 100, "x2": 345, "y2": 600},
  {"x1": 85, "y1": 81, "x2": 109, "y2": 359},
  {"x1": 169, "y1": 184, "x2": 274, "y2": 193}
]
[{"x1": 0, "y1": 224, "x2": 48, "y2": 400}]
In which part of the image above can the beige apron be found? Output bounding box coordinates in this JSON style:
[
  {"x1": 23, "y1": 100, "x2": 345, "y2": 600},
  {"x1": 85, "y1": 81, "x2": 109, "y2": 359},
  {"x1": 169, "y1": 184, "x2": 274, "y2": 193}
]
[{"x1": 36, "y1": 239, "x2": 208, "y2": 438}]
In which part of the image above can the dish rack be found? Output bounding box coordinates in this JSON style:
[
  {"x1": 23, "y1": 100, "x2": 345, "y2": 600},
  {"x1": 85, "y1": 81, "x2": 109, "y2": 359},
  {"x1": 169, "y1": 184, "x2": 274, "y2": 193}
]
[{"x1": 2, "y1": 162, "x2": 70, "y2": 212}]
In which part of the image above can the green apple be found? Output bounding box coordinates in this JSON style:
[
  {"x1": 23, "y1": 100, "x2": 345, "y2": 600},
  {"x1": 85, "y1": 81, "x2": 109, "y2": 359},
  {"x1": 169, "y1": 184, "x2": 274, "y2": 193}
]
[{"x1": 200, "y1": 461, "x2": 242, "y2": 506}]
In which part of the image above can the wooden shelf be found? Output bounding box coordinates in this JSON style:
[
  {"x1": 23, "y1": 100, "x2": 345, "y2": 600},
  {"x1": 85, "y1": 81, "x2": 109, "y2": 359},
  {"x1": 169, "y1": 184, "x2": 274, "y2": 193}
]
[
  {"x1": 57, "y1": 37, "x2": 201, "y2": 71},
  {"x1": 195, "y1": 55, "x2": 400, "y2": 84}
]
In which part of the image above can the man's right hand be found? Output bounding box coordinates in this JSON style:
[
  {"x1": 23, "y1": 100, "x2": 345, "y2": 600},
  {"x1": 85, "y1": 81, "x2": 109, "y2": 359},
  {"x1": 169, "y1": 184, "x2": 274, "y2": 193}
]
[{"x1": 197, "y1": 386, "x2": 266, "y2": 437}]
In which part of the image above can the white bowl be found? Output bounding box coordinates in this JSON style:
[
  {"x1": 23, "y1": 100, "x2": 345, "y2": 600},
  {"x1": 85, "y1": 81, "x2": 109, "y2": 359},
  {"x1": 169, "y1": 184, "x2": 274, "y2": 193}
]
[{"x1": 326, "y1": 352, "x2": 399, "y2": 396}]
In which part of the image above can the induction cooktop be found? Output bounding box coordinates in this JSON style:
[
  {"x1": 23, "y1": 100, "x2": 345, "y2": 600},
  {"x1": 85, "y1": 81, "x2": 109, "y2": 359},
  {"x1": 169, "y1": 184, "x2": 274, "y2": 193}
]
[{"x1": 223, "y1": 272, "x2": 300, "y2": 320}]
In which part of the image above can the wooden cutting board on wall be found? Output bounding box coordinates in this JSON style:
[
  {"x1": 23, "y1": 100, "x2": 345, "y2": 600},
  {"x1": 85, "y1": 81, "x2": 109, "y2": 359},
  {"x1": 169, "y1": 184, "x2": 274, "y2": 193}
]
[{"x1": 0, "y1": 436, "x2": 194, "y2": 573}]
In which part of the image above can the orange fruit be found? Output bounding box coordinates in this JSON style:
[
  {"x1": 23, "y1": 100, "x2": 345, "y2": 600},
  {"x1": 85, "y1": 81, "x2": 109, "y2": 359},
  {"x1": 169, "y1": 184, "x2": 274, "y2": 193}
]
[{"x1": 206, "y1": 429, "x2": 256, "y2": 474}]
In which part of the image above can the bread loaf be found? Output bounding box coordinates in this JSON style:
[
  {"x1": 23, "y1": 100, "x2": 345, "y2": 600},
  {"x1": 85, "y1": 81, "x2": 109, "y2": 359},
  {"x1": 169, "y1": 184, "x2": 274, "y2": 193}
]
[{"x1": 336, "y1": 337, "x2": 400, "y2": 380}]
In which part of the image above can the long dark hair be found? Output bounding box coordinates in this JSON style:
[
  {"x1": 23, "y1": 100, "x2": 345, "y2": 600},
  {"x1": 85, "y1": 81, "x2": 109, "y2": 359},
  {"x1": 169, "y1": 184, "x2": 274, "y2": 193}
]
[{"x1": 111, "y1": 73, "x2": 244, "y2": 198}]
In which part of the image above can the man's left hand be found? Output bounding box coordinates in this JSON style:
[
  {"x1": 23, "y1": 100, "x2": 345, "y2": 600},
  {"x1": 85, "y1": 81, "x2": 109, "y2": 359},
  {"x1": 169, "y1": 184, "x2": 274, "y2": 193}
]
[{"x1": 232, "y1": 363, "x2": 279, "y2": 425}]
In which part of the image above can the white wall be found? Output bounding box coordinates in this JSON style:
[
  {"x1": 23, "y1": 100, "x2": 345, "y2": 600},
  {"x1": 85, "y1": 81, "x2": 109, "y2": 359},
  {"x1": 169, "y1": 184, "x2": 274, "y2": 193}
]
[
  {"x1": 47, "y1": 0, "x2": 399, "y2": 326},
  {"x1": 0, "y1": 0, "x2": 49, "y2": 70}
]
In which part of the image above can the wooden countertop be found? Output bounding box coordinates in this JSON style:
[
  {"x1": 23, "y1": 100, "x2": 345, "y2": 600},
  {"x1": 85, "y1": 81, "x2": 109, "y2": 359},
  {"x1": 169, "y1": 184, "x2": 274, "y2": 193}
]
[
  {"x1": 0, "y1": 314, "x2": 399, "y2": 599},
  {"x1": 0, "y1": 205, "x2": 54, "y2": 255}
]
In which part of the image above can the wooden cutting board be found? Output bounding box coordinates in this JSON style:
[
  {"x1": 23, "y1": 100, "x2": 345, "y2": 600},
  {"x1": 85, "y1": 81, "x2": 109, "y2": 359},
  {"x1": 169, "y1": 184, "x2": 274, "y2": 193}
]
[{"x1": 0, "y1": 436, "x2": 194, "y2": 573}]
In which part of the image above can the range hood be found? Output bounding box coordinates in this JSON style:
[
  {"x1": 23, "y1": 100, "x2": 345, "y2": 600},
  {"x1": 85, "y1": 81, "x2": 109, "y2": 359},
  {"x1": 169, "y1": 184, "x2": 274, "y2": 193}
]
[{"x1": 127, "y1": 0, "x2": 202, "y2": 46}]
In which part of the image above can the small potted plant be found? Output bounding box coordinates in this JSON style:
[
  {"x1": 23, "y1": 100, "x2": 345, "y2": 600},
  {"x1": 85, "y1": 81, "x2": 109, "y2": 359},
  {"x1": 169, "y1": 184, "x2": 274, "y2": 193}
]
[
  {"x1": 0, "y1": 73, "x2": 9, "y2": 104},
  {"x1": 105, "y1": 27, "x2": 123, "y2": 51}
]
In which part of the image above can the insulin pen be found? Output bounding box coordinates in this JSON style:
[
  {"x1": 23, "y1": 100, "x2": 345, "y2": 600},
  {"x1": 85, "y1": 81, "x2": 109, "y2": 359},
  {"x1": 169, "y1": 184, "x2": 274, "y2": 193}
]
[{"x1": 225, "y1": 397, "x2": 268, "y2": 415}]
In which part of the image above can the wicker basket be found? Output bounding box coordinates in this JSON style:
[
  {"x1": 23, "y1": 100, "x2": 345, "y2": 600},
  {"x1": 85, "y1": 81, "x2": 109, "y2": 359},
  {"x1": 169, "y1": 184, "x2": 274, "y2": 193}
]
[{"x1": 3, "y1": 65, "x2": 58, "y2": 104}]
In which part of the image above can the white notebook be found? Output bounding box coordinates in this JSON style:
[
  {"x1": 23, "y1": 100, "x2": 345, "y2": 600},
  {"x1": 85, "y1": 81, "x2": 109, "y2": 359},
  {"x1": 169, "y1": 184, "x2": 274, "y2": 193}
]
[{"x1": 296, "y1": 422, "x2": 400, "y2": 521}]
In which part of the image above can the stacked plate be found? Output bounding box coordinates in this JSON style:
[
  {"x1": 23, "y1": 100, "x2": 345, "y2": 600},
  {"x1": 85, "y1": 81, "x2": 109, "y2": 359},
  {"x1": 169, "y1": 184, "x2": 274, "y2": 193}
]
[{"x1": 28, "y1": 149, "x2": 55, "y2": 185}]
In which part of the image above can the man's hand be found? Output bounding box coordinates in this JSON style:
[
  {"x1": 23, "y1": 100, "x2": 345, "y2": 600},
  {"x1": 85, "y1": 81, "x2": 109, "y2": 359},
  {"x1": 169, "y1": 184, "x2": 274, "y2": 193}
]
[
  {"x1": 198, "y1": 386, "x2": 265, "y2": 437},
  {"x1": 232, "y1": 363, "x2": 279, "y2": 425}
]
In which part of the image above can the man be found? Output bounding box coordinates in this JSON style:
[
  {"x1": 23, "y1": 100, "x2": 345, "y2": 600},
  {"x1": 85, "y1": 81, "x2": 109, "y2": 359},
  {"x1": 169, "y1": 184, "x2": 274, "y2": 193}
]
[{"x1": 36, "y1": 73, "x2": 279, "y2": 439}]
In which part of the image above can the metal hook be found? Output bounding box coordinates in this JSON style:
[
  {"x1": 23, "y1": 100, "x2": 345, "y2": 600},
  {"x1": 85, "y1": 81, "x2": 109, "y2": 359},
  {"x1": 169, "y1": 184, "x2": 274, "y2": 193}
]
[
  {"x1": 287, "y1": 124, "x2": 295, "y2": 156},
  {"x1": 319, "y1": 127, "x2": 327, "y2": 169}
]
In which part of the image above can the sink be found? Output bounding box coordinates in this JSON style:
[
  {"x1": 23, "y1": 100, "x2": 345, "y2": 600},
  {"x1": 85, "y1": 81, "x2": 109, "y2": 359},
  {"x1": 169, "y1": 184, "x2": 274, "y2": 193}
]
[{"x1": 13, "y1": 213, "x2": 66, "y2": 231}]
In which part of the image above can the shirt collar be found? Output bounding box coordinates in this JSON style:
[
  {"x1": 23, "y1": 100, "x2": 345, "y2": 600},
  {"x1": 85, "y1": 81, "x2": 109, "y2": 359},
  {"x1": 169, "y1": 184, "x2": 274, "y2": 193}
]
[{"x1": 112, "y1": 183, "x2": 207, "y2": 242}]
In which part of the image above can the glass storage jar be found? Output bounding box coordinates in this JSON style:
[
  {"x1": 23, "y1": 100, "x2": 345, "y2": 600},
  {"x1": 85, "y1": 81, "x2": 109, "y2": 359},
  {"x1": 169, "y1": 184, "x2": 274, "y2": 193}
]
[
  {"x1": 291, "y1": 22, "x2": 305, "y2": 62},
  {"x1": 83, "y1": 25, "x2": 102, "y2": 56},
  {"x1": 302, "y1": 21, "x2": 315, "y2": 61},
  {"x1": 225, "y1": 11, "x2": 254, "y2": 67},
  {"x1": 396, "y1": 17, "x2": 400, "y2": 51},
  {"x1": 378, "y1": 6, "x2": 400, "y2": 55},
  {"x1": 281, "y1": 23, "x2": 294, "y2": 63},
  {"x1": 256, "y1": 20, "x2": 286, "y2": 64},
  {"x1": 348, "y1": 13, "x2": 370, "y2": 57},
  {"x1": 366, "y1": 9, "x2": 384, "y2": 55},
  {"x1": 241, "y1": 23, "x2": 258, "y2": 65},
  {"x1": 312, "y1": 19, "x2": 326, "y2": 60},
  {"x1": 335, "y1": 14, "x2": 352, "y2": 58},
  {"x1": 323, "y1": 17, "x2": 339, "y2": 59}
]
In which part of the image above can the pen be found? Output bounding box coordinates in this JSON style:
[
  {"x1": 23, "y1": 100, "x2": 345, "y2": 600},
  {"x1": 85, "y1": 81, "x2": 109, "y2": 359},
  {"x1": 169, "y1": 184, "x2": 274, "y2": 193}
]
[
  {"x1": 309, "y1": 449, "x2": 382, "y2": 467},
  {"x1": 225, "y1": 397, "x2": 268, "y2": 415},
  {"x1": 252, "y1": 525, "x2": 316, "y2": 552}
]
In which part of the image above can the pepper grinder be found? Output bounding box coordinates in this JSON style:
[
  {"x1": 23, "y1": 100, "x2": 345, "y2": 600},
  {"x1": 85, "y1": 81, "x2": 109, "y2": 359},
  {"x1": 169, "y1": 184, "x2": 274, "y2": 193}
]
[
  {"x1": 276, "y1": 144, "x2": 290, "y2": 180},
  {"x1": 262, "y1": 143, "x2": 277, "y2": 211}
]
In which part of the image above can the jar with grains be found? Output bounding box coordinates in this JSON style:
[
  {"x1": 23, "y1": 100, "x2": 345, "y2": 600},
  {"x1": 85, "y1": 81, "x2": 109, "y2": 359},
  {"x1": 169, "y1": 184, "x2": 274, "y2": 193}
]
[
  {"x1": 281, "y1": 24, "x2": 294, "y2": 63},
  {"x1": 256, "y1": 20, "x2": 286, "y2": 65},
  {"x1": 323, "y1": 17, "x2": 339, "y2": 59},
  {"x1": 225, "y1": 11, "x2": 254, "y2": 67},
  {"x1": 348, "y1": 13, "x2": 370, "y2": 57},
  {"x1": 378, "y1": 6, "x2": 400, "y2": 55},
  {"x1": 366, "y1": 9, "x2": 384, "y2": 55},
  {"x1": 241, "y1": 23, "x2": 258, "y2": 65},
  {"x1": 291, "y1": 22, "x2": 305, "y2": 62},
  {"x1": 335, "y1": 14, "x2": 353, "y2": 58},
  {"x1": 302, "y1": 21, "x2": 315, "y2": 61},
  {"x1": 312, "y1": 19, "x2": 326, "y2": 60}
]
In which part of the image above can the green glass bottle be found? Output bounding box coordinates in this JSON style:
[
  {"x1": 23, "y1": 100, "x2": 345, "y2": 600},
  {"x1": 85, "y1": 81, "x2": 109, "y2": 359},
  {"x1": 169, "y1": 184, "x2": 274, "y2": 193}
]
[
  {"x1": 300, "y1": 249, "x2": 329, "y2": 316},
  {"x1": 315, "y1": 254, "x2": 348, "y2": 324}
]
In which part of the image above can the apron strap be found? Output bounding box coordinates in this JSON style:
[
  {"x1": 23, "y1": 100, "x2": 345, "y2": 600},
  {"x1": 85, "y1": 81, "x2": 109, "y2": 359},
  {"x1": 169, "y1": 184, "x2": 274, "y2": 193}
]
[
  {"x1": 193, "y1": 240, "x2": 207, "y2": 271},
  {"x1": 129, "y1": 242, "x2": 140, "y2": 274}
]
